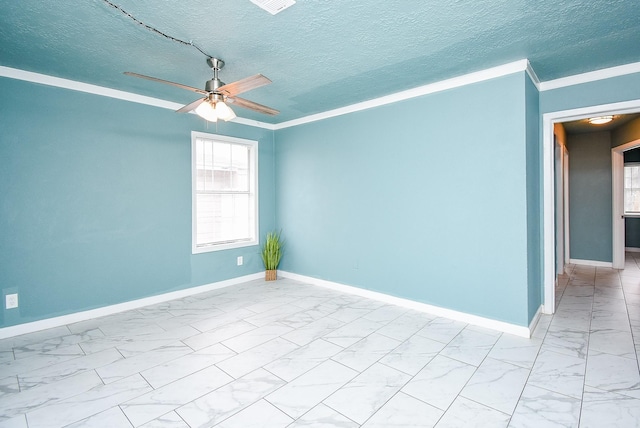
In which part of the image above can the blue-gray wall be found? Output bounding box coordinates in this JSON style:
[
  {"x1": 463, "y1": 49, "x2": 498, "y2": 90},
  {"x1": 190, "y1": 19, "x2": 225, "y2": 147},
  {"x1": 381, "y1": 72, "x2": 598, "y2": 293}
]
[
  {"x1": 626, "y1": 218, "x2": 640, "y2": 248},
  {"x1": 0, "y1": 78, "x2": 276, "y2": 328},
  {"x1": 566, "y1": 132, "x2": 612, "y2": 262},
  {"x1": 275, "y1": 72, "x2": 533, "y2": 326},
  {"x1": 525, "y1": 74, "x2": 542, "y2": 321}
]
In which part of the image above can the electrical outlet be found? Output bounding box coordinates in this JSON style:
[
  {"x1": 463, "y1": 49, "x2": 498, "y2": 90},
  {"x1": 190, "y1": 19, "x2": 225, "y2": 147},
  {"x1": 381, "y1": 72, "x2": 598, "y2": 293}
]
[
  {"x1": 237, "y1": 256, "x2": 243, "y2": 266},
  {"x1": 5, "y1": 293, "x2": 18, "y2": 309}
]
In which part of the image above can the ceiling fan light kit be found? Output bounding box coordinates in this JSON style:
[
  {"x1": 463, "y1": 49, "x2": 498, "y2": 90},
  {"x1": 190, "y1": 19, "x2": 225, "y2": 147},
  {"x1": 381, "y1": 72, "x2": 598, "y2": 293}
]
[{"x1": 125, "y1": 57, "x2": 278, "y2": 123}]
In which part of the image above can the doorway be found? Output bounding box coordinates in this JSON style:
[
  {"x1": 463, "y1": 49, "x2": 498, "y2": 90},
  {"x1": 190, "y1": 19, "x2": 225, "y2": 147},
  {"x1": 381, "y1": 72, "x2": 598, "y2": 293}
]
[{"x1": 542, "y1": 100, "x2": 640, "y2": 314}]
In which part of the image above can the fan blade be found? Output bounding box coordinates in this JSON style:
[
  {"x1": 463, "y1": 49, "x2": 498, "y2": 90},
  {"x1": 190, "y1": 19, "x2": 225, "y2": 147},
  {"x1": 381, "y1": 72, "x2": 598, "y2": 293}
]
[
  {"x1": 176, "y1": 97, "x2": 206, "y2": 113},
  {"x1": 218, "y1": 74, "x2": 272, "y2": 97},
  {"x1": 227, "y1": 96, "x2": 279, "y2": 116},
  {"x1": 124, "y1": 72, "x2": 208, "y2": 94}
]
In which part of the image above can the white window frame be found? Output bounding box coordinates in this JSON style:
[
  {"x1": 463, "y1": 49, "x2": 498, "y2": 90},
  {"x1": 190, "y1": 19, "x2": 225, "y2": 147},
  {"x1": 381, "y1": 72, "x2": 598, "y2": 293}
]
[
  {"x1": 624, "y1": 162, "x2": 640, "y2": 217},
  {"x1": 191, "y1": 131, "x2": 259, "y2": 254}
]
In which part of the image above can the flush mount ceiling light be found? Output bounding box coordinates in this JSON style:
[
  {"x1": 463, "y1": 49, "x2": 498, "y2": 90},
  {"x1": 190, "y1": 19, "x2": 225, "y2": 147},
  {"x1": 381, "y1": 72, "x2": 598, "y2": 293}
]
[{"x1": 587, "y1": 115, "x2": 614, "y2": 125}]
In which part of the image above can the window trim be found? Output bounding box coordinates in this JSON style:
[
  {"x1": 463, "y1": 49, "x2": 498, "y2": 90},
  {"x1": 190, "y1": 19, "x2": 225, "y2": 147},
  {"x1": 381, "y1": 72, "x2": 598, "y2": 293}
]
[{"x1": 191, "y1": 131, "x2": 259, "y2": 254}]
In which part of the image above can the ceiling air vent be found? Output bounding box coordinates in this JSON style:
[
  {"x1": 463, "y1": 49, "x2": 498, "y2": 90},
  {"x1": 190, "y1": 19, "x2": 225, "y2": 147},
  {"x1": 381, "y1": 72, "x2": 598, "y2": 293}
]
[{"x1": 250, "y1": 0, "x2": 296, "y2": 15}]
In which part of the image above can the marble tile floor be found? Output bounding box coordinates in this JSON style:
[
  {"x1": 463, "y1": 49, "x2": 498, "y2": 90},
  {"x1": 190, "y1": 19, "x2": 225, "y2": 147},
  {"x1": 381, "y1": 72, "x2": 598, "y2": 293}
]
[{"x1": 1, "y1": 255, "x2": 640, "y2": 427}]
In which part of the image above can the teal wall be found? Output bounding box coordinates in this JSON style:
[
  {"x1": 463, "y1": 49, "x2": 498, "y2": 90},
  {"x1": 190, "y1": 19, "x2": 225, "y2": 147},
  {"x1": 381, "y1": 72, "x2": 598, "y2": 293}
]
[
  {"x1": 540, "y1": 72, "x2": 640, "y2": 114},
  {"x1": 566, "y1": 131, "x2": 612, "y2": 262},
  {"x1": 525, "y1": 74, "x2": 542, "y2": 320},
  {"x1": 275, "y1": 73, "x2": 533, "y2": 326},
  {"x1": 0, "y1": 78, "x2": 276, "y2": 328}
]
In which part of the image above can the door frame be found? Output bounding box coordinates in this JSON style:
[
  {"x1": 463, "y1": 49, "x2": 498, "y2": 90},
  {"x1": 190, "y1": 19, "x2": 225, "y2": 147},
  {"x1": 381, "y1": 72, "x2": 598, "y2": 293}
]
[
  {"x1": 542, "y1": 99, "x2": 640, "y2": 314},
  {"x1": 612, "y1": 138, "x2": 640, "y2": 268}
]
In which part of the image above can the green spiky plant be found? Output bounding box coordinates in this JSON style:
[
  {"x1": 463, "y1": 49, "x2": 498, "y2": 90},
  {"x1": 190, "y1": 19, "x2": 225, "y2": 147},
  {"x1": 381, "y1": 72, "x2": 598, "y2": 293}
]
[{"x1": 261, "y1": 231, "x2": 283, "y2": 277}]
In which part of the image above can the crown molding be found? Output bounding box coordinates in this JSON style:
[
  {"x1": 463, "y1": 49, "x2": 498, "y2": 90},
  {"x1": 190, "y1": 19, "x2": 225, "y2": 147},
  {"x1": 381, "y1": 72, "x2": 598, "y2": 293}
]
[
  {"x1": 526, "y1": 60, "x2": 541, "y2": 90},
  {"x1": 539, "y1": 61, "x2": 640, "y2": 91},
  {"x1": 5, "y1": 60, "x2": 640, "y2": 131},
  {"x1": 0, "y1": 66, "x2": 277, "y2": 130},
  {"x1": 274, "y1": 59, "x2": 531, "y2": 130},
  {"x1": 0, "y1": 66, "x2": 185, "y2": 110}
]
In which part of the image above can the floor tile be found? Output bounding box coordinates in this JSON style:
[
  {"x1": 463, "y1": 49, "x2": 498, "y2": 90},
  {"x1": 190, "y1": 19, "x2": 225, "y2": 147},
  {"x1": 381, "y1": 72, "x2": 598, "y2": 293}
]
[
  {"x1": 414, "y1": 317, "x2": 466, "y2": 344},
  {"x1": 584, "y1": 350, "x2": 640, "y2": 398},
  {"x1": 528, "y1": 349, "x2": 586, "y2": 399},
  {"x1": 120, "y1": 364, "x2": 233, "y2": 426},
  {"x1": 95, "y1": 342, "x2": 192, "y2": 384},
  {"x1": 25, "y1": 374, "x2": 152, "y2": 428},
  {"x1": 220, "y1": 323, "x2": 294, "y2": 353},
  {"x1": 324, "y1": 363, "x2": 411, "y2": 424},
  {"x1": 138, "y1": 411, "x2": 189, "y2": 428},
  {"x1": 488, "y1": 334, "x2": 542, "y2": 369},
  {"x1": 140, "y1": 343, "x2": 235, "y2": 388},
  {"x1": 266, "y1": 359, "x2": 358, "y2": 419},
  {"x1": 18, "y1": 347, "x2": 123, "y2": 390},
  {"x1": 402, "y1": 355, "x2": 476, "y2": 410},
  {"x1": 361, "y1": 391, "x2": 443, "y2": 427},
  {"x1": 0, "y1": 370, "x2": 104, "y2": 420},
  {"x1": 580, "y1": 386, "x2": 640, "y2": 428},
  {"x1": 587, "y1": 329, "x2": 636, "y2": 359},
  {"x1": 216, "y1": 337, "x2": 299, "y2": 378},
  {"x1": 379, "y1": 334, "x2": 445, "y2": 375},
  {"x1": 176, "y1": 368, "x2": 285, "y2": 427},
  {"x1": 264, "y1": 339, "x2": 342, "y2": 382},
  {"x1": 323, "y1": 317, "x2": 386, "y2": 348},
  {"x1": 434, "y1": 396, "x2": 510, "y2": 428},
  {"x1": 182, "y1": 320, "x2": 257, "y2": 351},
  {"x1": 439, "y1": 327, "x2": 499, "y2": 366},
  {"x1": 214, "y1": 399, "x2": 293, "y2": 428},
  {"x1": 460, "y1": 357, "x2": 529, "y2": 414},
  {"x1": 65, "y1": 406, "x2": 132, "y2": 428},
  {"x1": 2, "y1": 262, "x2": 640, "y2": 427},
  {"x1": 331, "y1": 333, "x2": 401, "y2": 372},
  {"x1": 288, "y1": 404, "x2": 358, "y2": 427}
]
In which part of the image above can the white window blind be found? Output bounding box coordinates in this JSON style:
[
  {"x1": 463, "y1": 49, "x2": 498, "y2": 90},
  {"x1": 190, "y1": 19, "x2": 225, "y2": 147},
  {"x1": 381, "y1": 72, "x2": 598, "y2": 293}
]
[
  {"x1": 624, "y1": 164, "x2": 640, "y2": 215},
  {"x1": 192, "y1": 132, "x2": 258, "y2": 253}
]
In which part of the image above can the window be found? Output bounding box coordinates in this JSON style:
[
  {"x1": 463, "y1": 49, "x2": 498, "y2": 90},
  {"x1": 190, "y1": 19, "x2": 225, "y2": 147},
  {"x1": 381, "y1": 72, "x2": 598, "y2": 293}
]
[
  {"x1": 192, "y1": 132, "x2": 258, "y2": 253},
  {"x1": 624, "y1": 164, "x2": 640, "y2": 215}
]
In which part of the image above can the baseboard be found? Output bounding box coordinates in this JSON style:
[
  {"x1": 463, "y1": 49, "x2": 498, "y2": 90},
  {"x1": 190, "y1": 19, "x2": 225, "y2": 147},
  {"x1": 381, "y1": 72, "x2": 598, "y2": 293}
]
[
  {"x1": 0, "y1": 272, "x2": 263, "y2": 340},
  {"x1": 279, "y1": 271, "x2": 531, "y2": 338},
  {"x1": 569, "y1": 258, "x2": 613, "y2": 268},
  {"x1": 625, "y1": 247, "x2": 640, "y2": 253},
  {"x1": 528, "y1": 305, "x2": 543, "y2": 334}
]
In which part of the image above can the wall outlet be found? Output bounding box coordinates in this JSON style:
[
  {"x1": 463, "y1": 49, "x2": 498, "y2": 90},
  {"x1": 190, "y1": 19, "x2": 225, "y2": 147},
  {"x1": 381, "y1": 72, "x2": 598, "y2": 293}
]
[
  {"x1": 5, "y1": 293, "x2": 18, "y2": 309},
  {"x1": 237, "y1": 256, "x2": 243, "y2": 266}
]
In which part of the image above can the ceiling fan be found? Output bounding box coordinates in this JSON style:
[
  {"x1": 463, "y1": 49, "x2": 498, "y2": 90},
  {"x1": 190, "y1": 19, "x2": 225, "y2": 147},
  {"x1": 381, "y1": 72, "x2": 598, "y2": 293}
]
[{"x1": 125, "y1": 57, "x2": 279, "y2": 122}]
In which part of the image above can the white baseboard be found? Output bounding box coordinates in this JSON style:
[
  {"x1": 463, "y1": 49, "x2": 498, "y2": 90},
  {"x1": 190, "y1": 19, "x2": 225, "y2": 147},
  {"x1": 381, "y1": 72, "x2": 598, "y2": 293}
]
[
  {"x1": 279, "y1": 271, "x2": 532, "y2": 338},
  {"x1": 625, "y1": 247, "x2": 640, "y2": 253},
  {"x1": 528, "y1": 305, "x2": 543, "y2": 334},
  {"x1": 569, "y1": 258, "x2": 613, "y2": 268},
  {"x1": 0, "y1": 273, "x2": 263, "y2": 340}
]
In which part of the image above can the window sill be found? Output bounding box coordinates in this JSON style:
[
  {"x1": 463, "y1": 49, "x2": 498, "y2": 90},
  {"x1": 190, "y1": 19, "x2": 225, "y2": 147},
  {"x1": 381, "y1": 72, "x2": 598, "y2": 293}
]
[{"x1": 193, "y1": 239, "x2": 259, "y2": 254}]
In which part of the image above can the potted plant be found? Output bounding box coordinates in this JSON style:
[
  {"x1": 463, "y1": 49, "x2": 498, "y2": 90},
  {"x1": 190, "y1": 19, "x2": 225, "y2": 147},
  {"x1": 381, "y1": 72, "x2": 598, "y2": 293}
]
[{"x1": 261, "y1": 230, "x2": 283, "y2": 281}]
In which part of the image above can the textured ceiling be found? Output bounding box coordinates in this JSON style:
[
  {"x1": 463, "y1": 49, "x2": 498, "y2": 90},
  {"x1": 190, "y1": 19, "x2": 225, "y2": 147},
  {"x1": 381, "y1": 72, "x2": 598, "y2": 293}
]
[{"x1": 1, "y1": 0, "x2": 639, "y2": 123}]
